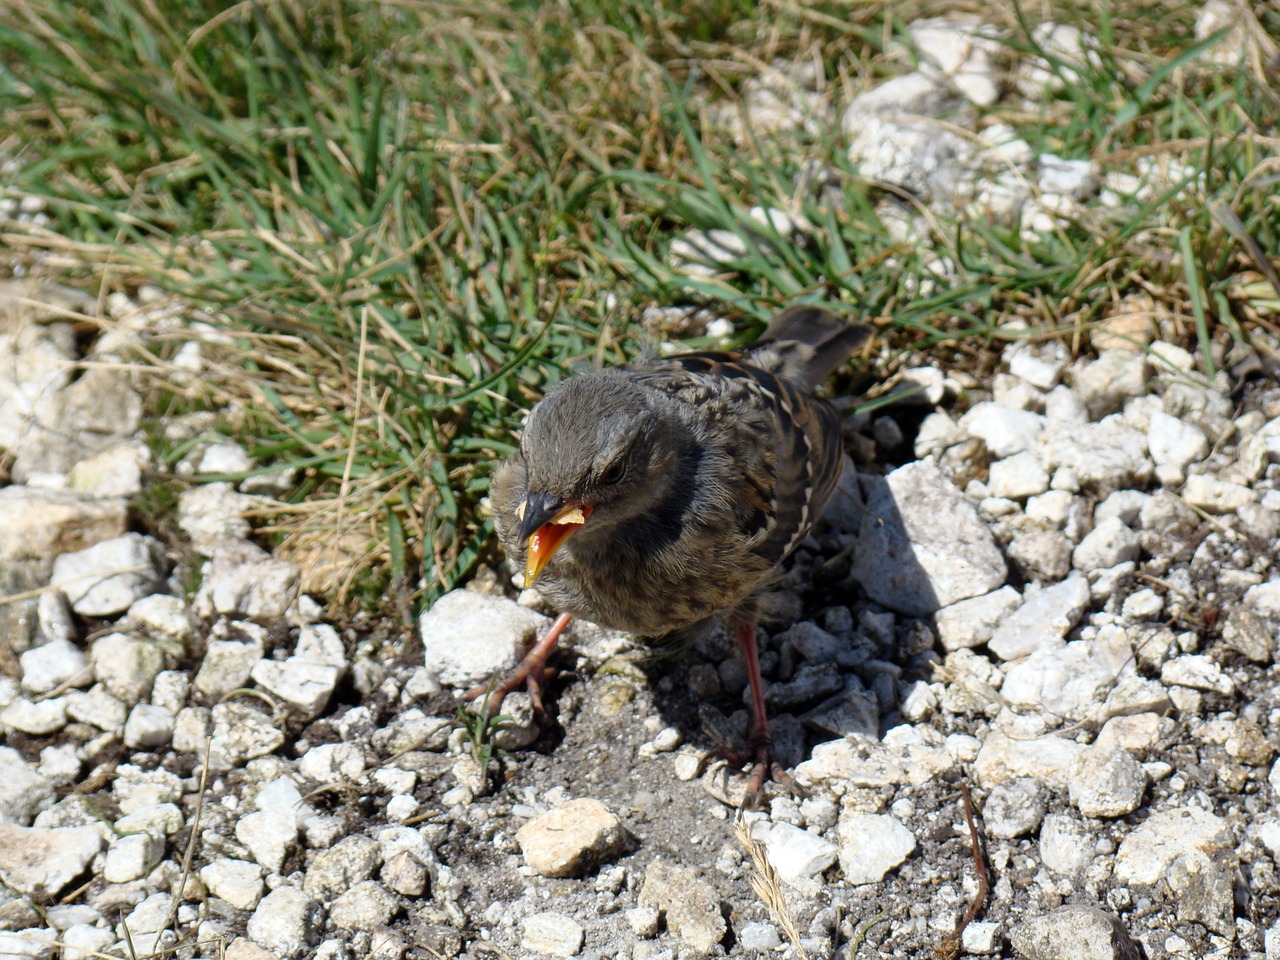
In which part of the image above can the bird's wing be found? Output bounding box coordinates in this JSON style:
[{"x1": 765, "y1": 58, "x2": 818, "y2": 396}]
[{"x1": 628, "y1": 349, "x2": 842, "y2": 568}]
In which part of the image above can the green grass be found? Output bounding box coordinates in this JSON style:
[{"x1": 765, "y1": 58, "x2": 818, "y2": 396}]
[{"x1": 1, "y1": 0, "x2": 1277, "y2": 612}]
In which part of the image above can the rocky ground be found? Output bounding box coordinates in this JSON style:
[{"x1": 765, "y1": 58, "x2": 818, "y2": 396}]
[{"x1": 3, "y1": 7, "x2": 1280, "y2": 960}]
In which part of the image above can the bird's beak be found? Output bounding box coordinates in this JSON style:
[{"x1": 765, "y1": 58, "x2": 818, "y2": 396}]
[{"x1": 516, "y1": 492, "x2": 592, "y2": 586}]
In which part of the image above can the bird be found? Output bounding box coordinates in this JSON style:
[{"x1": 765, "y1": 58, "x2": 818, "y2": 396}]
[{"x1": 470, "y1": 305, "x2": 872, "y2": 797}]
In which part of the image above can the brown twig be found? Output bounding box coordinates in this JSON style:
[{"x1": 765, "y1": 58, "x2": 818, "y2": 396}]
[{"x1": 933, "y1": 784, "x2": 990, "y2": 960}]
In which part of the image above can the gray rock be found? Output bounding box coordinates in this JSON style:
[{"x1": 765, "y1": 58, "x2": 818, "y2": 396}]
[
  {"x1": 18, "y1": 639, "x2": 90, "y2": 695},
  {"x1": 1068, "y1": 747, "x2": 1146, "y2": 817},
  {"x1": 1008, "y1": 904, "x2": 1142, "y2": 960},
  {"x1": 638, "y1": 859, "x2": 726, "y2": 952},
  {"x1": 520, "y1": 912, "x2": 585, "y2": 958},
  {"x1": 1245, "y1": 580, "x2": 1280, "y2": 619},
  {"x1": 1007, "y1": 525, "x2": 1073, "y2": 582},
  {"x1": 1038, "y1": 813, "x2": 1094, "y2": 876},
  {"x1": 516, "y1": 799, "x2": 629, "y2": 879},
  {"x1": 1168, "y1": 851, "x2": 1234, "y2": 936},
  {"x1": 853, "y1": 461, "x2": 1007, "y2": 616},
  {"x1": 1114, "y1": 806, "x2": 1232, "y2": 886},
  {"x1": 987, "y1": 575, "x2": 1090, "y2": 660},
  {"x1": 50, "y1": 533, "x2": 162, "y2": 616},
  {"x1": 982, "y1": 777, "x2": 1048, "y2": 839},
  {"x1": 329, "y1": 881, "x2": 397, "y2": 931},
  {"x1": 0, "y1": 747, "x2": 55, "y2": 824},
  {"x1": 303, "y1": 835, "x2": 382, "y2": 900},
  {"x1": 246, "y1": 886, "x2": 317, "y2": 957},
  {"x1": 801, "y1": 686, "x2": 879, "y2": 738},
  {"x1": 194, "y1": 540, "x2": 300, "y2": 622},
  {"x1": 836, "y1": 812, "x2": 916, "y2": 884},
  {"x1": 200, "y1": 859, "x2": 265, "y2": 911},
  {"x1": 738, "y1": 920, "x2": 782, "y2": 952},
  {"x1": 935, "y1": 586, "x2": 1021, "y2": 650},
  {"x1": 1072, "y1": 516, "x2": 1140, "y2": 572},
  {"x1": 0, "y1": 821, "x2": 102, "y2": 896},
  {"x1": 960, "y1": 402, "x2": 1046, "y2": 458},
  {"x1": 0, "y1": 487, "x2": 127, "y2": 562}
]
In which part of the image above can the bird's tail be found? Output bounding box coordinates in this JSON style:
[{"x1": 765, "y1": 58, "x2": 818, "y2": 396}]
[{"x1": 750, "y1": 305, "x2": 872, "y2": 389}]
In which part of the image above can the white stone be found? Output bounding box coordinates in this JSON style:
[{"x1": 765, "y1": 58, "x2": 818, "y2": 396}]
[
  {"x1": 194, "y1": 630, "x2": 265, "y2": 699},
  {"x1": 987, "y1": 452, "x2": 1050, "y2": 500},
  {"x1": 1039, "y1": 417, "x2": 1152, "y2": 495},
  {"x1": 50, "y1": 533, "x2": 161, "y2": 616},
  {"x1": 1114, "y1": 807, "x2": 1232, "y2": 885},
  {"x1": 1182, "y1": 474, "x2": 1256, "y2": 513},
  {"x1": 67, "y1": 441, "x2": 149, "y2": 499},
  {"x1": 194, "y1": 540, "x2": 299, "y2": 623},
  {"x1": 245, "y1": 886, "x2": 316, "y2": 956},
  {"x1": 974, "y1": 729, "x2": 1085, "y2": 791},
  {"x1": 0, "y1": 747, "x2": 55, "y2": 824},
  {"x1": 852, "y1": 461, "x2": 1007, "y2": 616},
  {"x1": 960, "y1": 402, "x2": 1045, "y2": 457},
  {"x1": 1068, "y1": 747, "x2": 1147, "y2": 818},
  {"x1": 420, "y1": 589, "x2": 552, "y2": 688},
  {"x1": 764, "y1": 821, "x2": 838, "y2": 885},
  {"x1": 102, "y1": 832, "x2": 161, "y2": 883},
  {"x1": 836, "y1": 813, "x2": 916, "y2": 885},
  {"x1": 520, "y1": 912, "x2": 585, "y2": 958},
  {"x1": 250, "y1": 657, "x2": 339, "y2": 718},
  {"x1": 1161, "y1": 655, "x2": 1234, "y2": 695},
  {"x1": 201, "y1": 859, "x2": 265, "y2": 911},
  {"x1": 1039, "y1": 813, "x2": 1094, "y2": 876},
  {"x1": 19, "y1": 639, "x2": 90, "y2": 695},
  {"x1": 987, "y1": 575, "x2": 1091, "y2": 660},
  {"x1": 90, "y1": 632, "x2": 170, "y2": 705},
  {"x1": 1072, "y1": 516, "x2": 1141, "y2": 572},
  {"x1": 0, "y1": 821, "x2": 102, "y2": 896},
  {"x1": 0, "y1": 487, "x2": 127, "y2": 563},
  {"x1": 935, "y1": 587, "x2": 1022, "y2": 650},
  {"x1": 1147, "y1": 411, "x2": 1208, "y2": 483},
  {"x1": 177, "y1": 482, "x2": 258, "y2": 554},
  {"x1": 123, "y1": 703, "x2": 174, "y2": 750}
]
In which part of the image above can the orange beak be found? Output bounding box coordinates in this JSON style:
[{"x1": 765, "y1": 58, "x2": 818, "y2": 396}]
[{"x1": 517, "y1": 497, "x2": 592, "y2": 586}]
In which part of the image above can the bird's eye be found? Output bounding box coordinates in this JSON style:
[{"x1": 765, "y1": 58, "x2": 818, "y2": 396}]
[{"x1": 599, "y1": 462, "x2": 626, "y2": 485}]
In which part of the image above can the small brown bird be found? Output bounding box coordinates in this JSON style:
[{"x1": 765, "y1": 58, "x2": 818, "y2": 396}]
[{"x1": 473, "y1": 305, "x2": 871, "y2": 794}]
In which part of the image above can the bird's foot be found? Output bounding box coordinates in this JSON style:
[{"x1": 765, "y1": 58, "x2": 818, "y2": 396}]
[
  {"x1": 717, "y1": 725, "x2": 806, "y2": 808},
  {"x1": 461, "y1": 612, "x2": 573, "y2": 719}
]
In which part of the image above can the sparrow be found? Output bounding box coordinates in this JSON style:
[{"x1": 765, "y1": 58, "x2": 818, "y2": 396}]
[{"x1": 471, "y1": 305, "x2": 871, "y2": 796}]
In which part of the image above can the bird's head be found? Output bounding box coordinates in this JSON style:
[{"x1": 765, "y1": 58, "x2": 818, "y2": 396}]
[{"x1": 512, "y1": 373, "x2": 685, "y2": 585}]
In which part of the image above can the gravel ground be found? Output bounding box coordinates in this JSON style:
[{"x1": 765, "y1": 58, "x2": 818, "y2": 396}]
[{"x1": 3, "y1": 9, "x2": 1280, "y2": 960}]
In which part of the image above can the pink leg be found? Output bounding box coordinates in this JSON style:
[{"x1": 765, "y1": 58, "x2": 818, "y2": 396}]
[
  {"x1": 464, "y1": 612, "x2": 573, "y2": 718},
  {"x1": 733, "y1": 616, "x2": 805, "y2": 804}
]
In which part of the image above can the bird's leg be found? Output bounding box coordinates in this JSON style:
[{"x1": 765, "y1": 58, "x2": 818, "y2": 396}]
[
  {"x1": 464, "y1": 612, "x2": 573, "y2": 719},
  {"x1": 733, "y1": 615, "x2": 806, "y2": 804}
]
